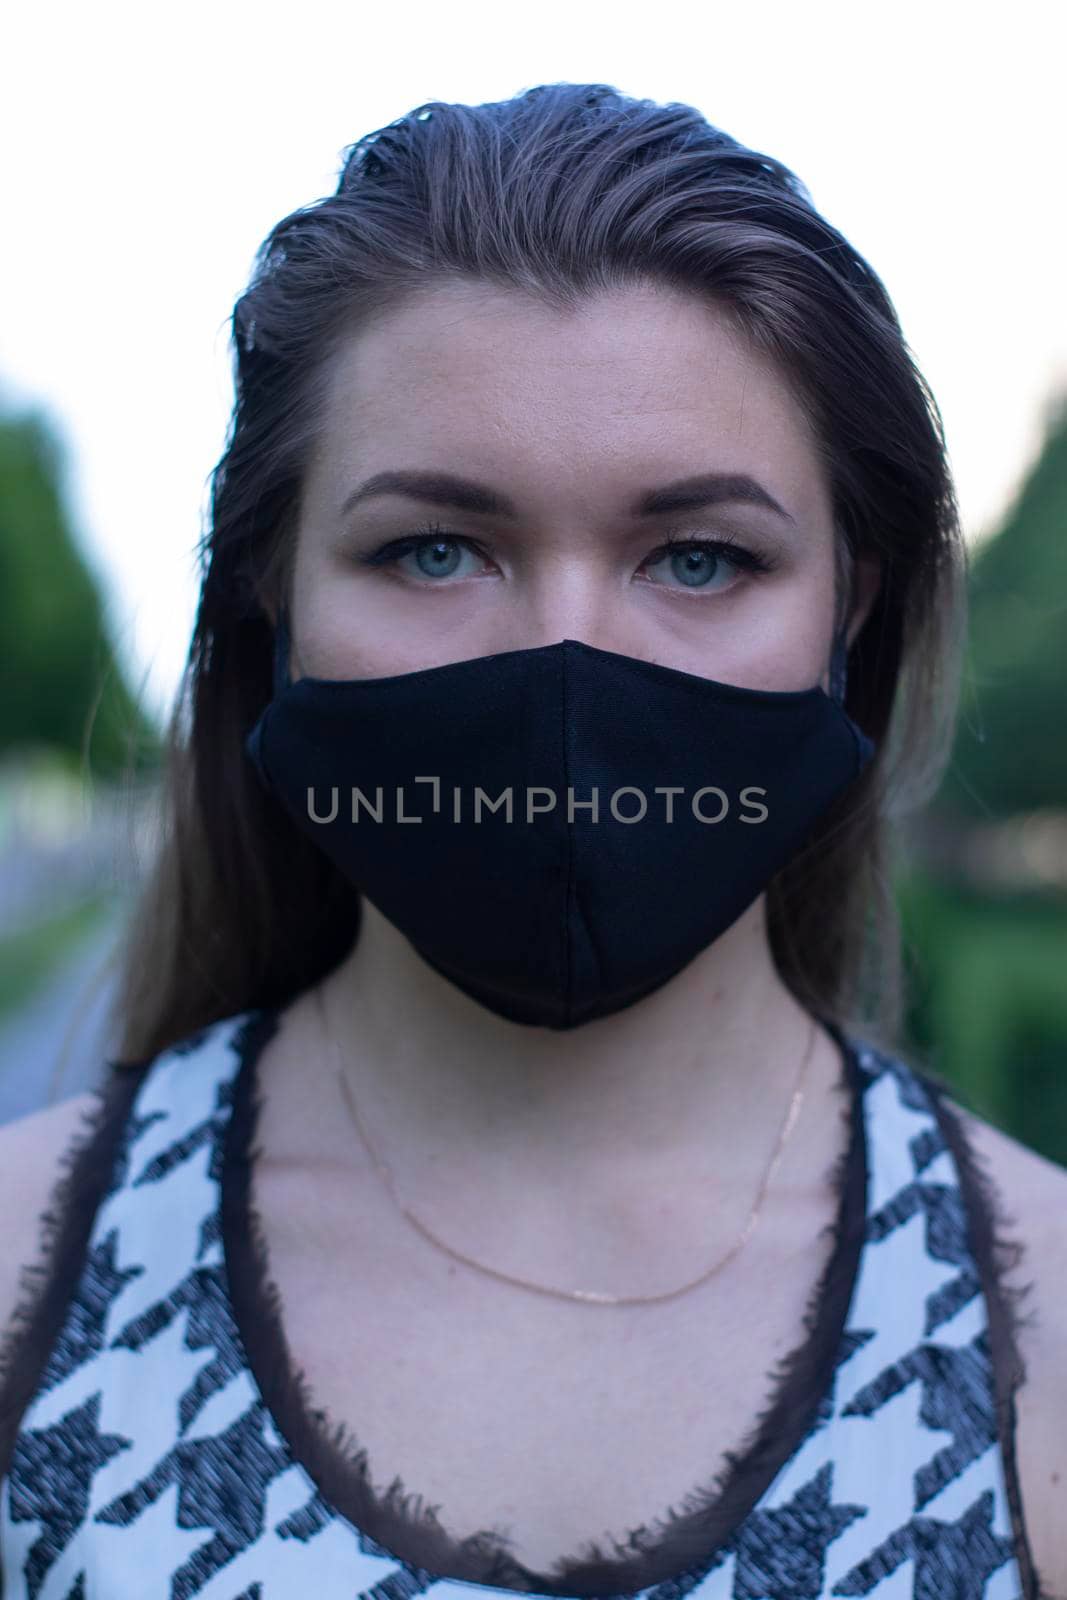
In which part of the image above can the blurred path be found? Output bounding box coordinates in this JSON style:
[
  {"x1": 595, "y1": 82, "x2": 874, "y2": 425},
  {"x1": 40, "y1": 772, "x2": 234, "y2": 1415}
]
[{"x1": 0, "y1": 903, "x2": 127, "y2": 1125}]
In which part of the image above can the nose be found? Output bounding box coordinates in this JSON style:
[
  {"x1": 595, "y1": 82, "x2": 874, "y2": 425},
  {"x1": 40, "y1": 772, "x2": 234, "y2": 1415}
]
[
  {"x1": 505, "y1": 617, "x2": 638, "y2": 663},
  {"x1": 497, "y1": 562, "x2": 635, "y2": 660}
]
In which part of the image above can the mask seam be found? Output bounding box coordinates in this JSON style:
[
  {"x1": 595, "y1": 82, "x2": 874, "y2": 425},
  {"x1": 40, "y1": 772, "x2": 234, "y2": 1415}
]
[
  {"x1": 560, "y1": 645, "x2": 575, "y2": 1026},
  {"x1": 274, "y1": 606, "x2": 289, "y2": 694}
]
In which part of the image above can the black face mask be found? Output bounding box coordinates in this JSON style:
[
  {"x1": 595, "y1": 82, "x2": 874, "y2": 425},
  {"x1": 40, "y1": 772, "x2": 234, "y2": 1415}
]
[{"x1": 245, "y1": 610, "x2": 875, "y2": 1030}]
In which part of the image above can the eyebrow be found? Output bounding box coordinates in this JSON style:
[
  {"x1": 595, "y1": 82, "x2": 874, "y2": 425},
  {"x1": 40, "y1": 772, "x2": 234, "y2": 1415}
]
[{"x1": 338, "y1": 469, "x2": 796, "y2": 526}]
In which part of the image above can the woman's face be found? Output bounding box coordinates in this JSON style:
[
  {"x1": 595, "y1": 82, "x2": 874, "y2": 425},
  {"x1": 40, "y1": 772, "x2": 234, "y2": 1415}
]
[{"x1": 288, "y1": 277, "x2": 875, "y2": 690}]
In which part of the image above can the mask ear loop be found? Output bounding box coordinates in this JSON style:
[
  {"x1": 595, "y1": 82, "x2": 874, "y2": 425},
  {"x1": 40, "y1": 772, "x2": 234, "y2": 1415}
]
[
  {"x1": 828, "y1": 625, "x2": 850, "y2": 706},
  {"x1": 272, "y1": 604, "x2": 292, "y2": 694},
  {"x1": 828, "y1": 524, "x2": 857, "y2": 708},
  {"x1": 828, "y1": 621, "x2": 876, "y2": 767}
]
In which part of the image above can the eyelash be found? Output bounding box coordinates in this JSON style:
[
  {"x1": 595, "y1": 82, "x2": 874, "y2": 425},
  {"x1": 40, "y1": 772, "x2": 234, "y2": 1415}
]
[{"x1": 358, "y1": 520, "x2": 778, "y2": 588}]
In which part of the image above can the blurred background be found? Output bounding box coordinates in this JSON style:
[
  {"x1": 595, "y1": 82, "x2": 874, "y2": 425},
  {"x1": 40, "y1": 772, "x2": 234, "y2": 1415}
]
[{"x1": 1, "y1": 1, "x2": 1064, "y2": 1160}]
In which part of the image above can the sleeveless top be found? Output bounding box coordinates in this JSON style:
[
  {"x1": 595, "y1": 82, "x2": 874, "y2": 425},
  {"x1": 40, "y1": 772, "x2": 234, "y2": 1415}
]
[{"x1": 0, "y1": 1006, "x2": 1042, "y2": 1600}]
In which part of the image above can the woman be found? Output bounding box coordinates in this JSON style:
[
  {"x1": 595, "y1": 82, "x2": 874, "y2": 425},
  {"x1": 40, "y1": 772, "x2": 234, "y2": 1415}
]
[{"x1": 0, "y1": 83, "x2": 1062, "y2": 1600}]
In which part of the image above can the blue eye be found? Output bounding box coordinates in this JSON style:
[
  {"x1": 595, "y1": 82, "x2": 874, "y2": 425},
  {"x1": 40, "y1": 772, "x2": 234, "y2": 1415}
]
[
  {"x1": 643, "y1": 539, "x2": 767, "y2": 592},
  {"x1": 359, "y1": 523, "x2": 486, "y2": 581},
  {"x1": 358, "y1": 521, "x2": 776, "y2": 592},
  {"x1": 408, "y1": 538, "x2": 468, "y2": 578}
]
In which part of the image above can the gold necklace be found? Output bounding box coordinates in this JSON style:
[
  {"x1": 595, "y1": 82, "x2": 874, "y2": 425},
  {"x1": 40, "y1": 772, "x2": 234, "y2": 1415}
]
[{"x1": 321, "y1": 986, "x2": 818, "y2": 1307}]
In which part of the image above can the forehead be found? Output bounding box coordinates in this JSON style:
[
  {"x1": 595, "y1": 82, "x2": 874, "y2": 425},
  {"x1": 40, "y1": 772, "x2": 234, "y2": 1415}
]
[{"x1": 309, "y1": 278, "x2": 827, "y2": 514}]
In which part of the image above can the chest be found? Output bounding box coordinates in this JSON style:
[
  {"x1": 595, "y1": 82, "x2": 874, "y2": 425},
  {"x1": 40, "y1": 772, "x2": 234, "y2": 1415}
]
[{"x1": 246, "y1": 1157, "x2": 841, "y2": 1579}]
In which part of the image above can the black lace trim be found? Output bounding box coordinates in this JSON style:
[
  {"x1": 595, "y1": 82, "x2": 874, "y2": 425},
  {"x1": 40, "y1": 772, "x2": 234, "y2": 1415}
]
[
  {"x1": 222, "y1": 1009, "x2": 869, "y2": 1597},
  {"x1": 922, "y1": 1078, "x2": 1045, "y2": 1600}
]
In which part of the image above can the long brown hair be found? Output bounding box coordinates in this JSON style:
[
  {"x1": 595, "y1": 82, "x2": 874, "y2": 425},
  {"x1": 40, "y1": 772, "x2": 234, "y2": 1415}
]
[{"x1": 110, "y1": 82, "x2": 966, "y2": 1066}]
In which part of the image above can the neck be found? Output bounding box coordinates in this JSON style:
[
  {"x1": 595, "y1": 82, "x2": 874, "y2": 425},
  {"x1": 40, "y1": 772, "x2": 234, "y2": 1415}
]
[{"x1": 318, "y1": 895, "x2": 832, "y2": 1204}]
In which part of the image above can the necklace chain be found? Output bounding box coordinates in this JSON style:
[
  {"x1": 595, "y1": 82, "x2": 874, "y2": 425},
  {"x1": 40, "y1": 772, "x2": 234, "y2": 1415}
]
[{"x1": 321, "y1": 987, "x2": 818, "y2": 1307}]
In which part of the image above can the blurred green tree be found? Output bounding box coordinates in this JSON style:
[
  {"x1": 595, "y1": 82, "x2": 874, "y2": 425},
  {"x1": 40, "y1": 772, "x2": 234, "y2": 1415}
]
[
  {"x1": 899, "y1": 387, "x2": 1067, "y2": 1165},
  {"x1": 943, "y1": 391, "x2": 1067, "y2": 818},
  {"x1": 0, "y1": 404, "x2": 160, "y2": 778}
]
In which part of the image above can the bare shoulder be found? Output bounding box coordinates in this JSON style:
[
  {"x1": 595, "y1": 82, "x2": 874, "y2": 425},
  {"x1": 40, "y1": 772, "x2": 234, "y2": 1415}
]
[
  {"x1": 941, "y1": 1092, "x2": 1067, "y2": 1600},
  {"x1": 0, "y1": 1091, "x2": 103, "y2": 1357}
]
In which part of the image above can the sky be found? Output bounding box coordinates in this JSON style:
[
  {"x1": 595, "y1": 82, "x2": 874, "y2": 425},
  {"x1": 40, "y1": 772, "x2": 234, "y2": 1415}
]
[{"x1": 3, "y1": 1, "x2": 1065, "y2": 726}]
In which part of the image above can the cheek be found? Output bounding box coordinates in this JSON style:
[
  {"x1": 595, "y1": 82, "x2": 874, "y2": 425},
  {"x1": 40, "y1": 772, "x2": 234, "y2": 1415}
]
[
  {"x1": 288, "y1": 550, "x2": 374, "y2": 679},
  {"x1": 689, "y1": 545, "x2": 838, "y2": 695},
  {"x1": 294, "y1": 591, "x2": 411, "y2": 680},
  {"x1": 292, "y1": 556, "x2": 481, "y2": 681}
]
